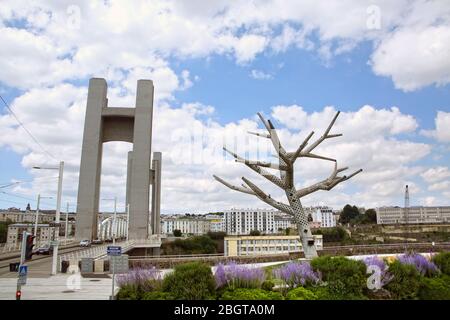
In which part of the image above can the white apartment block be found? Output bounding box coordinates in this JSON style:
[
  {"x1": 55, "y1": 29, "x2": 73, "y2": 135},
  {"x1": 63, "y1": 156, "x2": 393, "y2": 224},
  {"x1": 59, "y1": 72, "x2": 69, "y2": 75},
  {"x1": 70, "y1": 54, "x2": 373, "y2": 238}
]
[
  {"x1": 161, "y1": 218, "x2": 211, "y2": 235},
  {"x1": 224, "y1": 234, "x2": 323, "y2": 256},
  {"x1": 206, "y1": 215, "x2": 224, "y2": 233},
  {"x1": 376, "y1": 206, "x2": 450, "y2": 225},
  {"x1": 6, "y1": 223, "x2": 56, "y2": 248},
  {"x1": 274, "y1": 213, "x2": 296, "y2": 231},
  {"x1": 0, "y1": 211, "x2": 56, "y2": 224},
  {"x1": 312, "y1": 207, "x2": 336, "y2": 228},
  {"x1": 224, "y1": 209, "x2": 276, "y2": 235}
]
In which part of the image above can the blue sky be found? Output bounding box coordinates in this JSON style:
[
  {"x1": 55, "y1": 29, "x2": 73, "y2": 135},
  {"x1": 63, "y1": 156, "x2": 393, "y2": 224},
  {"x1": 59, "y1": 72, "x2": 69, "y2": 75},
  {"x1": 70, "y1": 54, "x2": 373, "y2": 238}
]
[{"x1": 0, "y1": 1, "x2": 449, "y2": 213}]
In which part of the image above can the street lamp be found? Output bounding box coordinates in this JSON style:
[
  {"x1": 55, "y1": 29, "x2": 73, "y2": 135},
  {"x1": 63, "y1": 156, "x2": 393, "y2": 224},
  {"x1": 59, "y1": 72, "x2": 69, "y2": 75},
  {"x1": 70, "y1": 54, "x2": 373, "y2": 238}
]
[
  {"x1": 102, "y1": 197, "x2": 117, "y2": 245},
  {"x1": 33, "y1": 194, "x2": 53, "y2": 242},
  {"x1": 33, "y1": 161, "x2": 64, "y2": 275}
]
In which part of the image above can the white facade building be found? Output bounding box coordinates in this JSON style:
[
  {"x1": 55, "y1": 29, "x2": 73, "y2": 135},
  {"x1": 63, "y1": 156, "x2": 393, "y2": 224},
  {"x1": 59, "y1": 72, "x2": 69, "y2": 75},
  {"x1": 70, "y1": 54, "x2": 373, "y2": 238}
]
[
  {"x1": 376, "y1": 206, "x2": 450, "y2": 225},
  {"x1": 161, "y1": 217, "x2": 210, "y2": 235},
  {"x1": 224, "y1": 235, "x2": 323, "y2": 256},
  {"x1": 311, "y1": 207, "x2": 336, "y2": 228},
  {"x1": 224, "y1": 209, "x2": 276, "y2": 235},
  {"x1": 274, "y1": 213, "x2": 296, "y2": 232}
]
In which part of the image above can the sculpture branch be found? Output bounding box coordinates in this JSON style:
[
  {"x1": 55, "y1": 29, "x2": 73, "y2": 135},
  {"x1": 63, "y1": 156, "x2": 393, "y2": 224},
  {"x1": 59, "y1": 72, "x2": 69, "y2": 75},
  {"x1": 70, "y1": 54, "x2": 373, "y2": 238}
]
[
  {"x1": 241, "y1": 177, "x2": 294, "y2": 215},
  {"x1": 295, "y1": 164, "x2": 363, "y2": 197},
  {"x1": 213, "y1": 175, "x2": 256, "y2": 195},
  {"x1": 303, "y1": 111, "x2": 343, "y2": 154},
  {"x1": 223, "y1": 147, "x2": 286, "y2": 189}
]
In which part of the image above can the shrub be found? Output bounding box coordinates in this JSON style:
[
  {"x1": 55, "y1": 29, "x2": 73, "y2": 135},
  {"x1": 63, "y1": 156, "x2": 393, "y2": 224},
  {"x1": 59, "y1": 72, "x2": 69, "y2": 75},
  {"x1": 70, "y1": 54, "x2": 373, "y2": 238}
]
[
  {"x1": 220, "y1": 288, "x2": 283, "y2": 300},
  {"x1": 162, "y1": 262, "x2": 216, "y2": 300},
  {"x1": 116, "y1": 284, "x2": 141, "y2": 300},
  {"x1": 261, "y1": 280, "x2": 275, "y2": 291},
  {"x1": 311, "y1": 256, "x2": 367, "y2": 299},
  {"x1": 286, "y1": 287, "x2": 318, "y2": 300},
  {"x1": 398, "y1": 253, "x2": 439, "y2": 277},
  {"x1": 385, "y1": 260, "x2": 422, "y2": 300},
  {"x1": 214, "y1": 262, "x2": 266, "y2": 290},
  {"x1": 418, "y1": 275, "x2": 450, "y2": 300},
  {"x1": 432, "y1": 252, "x2": 450, "y2": 275},
  {"x1": 142, "y1": 291, "x2": 174, "y2": 300},
  {"x1": 272, "y1": 262, "x2": 321, "y2": 289},
  {"x1": 116, "y1": 267, "x2": 163, "y2": 300}
]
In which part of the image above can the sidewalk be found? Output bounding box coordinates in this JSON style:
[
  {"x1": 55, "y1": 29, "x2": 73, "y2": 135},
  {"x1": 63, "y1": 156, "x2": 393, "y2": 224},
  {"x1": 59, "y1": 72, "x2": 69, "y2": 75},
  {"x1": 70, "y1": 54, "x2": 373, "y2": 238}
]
[{"x1": 0, "y1": 274, "x2": 114, "y2": 300}]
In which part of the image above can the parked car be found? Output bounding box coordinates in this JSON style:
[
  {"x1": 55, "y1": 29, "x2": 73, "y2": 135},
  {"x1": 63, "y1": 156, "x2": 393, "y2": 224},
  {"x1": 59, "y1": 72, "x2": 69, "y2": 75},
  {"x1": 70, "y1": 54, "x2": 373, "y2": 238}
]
[
  {"x1": 35, "y1": 244, "x2": 53, "y2": 255},
  {"x1": 79, "y1": 239, "x2": 91, "y2": 247},
  {"x1": 92, "y1": 239, "x2": 103, "y2": 244}
]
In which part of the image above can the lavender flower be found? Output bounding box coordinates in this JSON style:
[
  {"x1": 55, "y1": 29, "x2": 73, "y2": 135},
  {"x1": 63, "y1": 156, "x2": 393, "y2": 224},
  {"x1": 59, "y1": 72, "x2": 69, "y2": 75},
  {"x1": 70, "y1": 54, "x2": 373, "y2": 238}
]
[
  {"x1": 116, "y1": 266, "x2": 163, "y2": 291},
  {"x1": 398, "y1": 253, "x2": 439, "y2": 276},
  {"x1": 272, "y1": 262, "x2": 321, "y2": 288},
  {"x1": 214, "y1": 261, "x2": 266, "y2": 289},
  {"x1": 363, "y1": 256, "x2": 393, "y2": 287}
]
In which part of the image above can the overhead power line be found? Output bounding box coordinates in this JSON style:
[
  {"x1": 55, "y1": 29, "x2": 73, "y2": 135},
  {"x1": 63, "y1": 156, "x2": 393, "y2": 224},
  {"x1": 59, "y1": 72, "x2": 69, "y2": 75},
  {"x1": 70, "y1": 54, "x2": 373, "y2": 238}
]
[{"x1": 0, "y1": 94, "x2": 57, "y2": 161}]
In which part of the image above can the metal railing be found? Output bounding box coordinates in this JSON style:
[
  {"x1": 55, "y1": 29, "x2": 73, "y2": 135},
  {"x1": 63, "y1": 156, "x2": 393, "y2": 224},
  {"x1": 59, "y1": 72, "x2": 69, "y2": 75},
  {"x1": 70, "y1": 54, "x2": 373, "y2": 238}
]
[{"x1": 58, "y1": 238, "x2": 162, "y2": 269}]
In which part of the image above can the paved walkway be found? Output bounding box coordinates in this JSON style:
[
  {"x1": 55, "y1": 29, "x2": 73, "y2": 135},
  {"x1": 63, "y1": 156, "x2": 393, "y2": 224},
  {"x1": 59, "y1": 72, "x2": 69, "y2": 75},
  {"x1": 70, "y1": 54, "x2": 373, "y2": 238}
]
[{"x1": 0, "y1": 274, "x2": 114, "y2": 300}]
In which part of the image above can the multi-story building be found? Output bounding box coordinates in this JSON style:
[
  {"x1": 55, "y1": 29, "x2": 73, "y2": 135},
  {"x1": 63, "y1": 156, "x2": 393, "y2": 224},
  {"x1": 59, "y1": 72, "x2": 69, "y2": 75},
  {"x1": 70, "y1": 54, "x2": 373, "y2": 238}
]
[
  {"x1": 161, "y1": 217, "x2": 211, "y2": 235},
  {"x1": 205, "y1": 214, "x2": 224, "y2": 233},
  {"x1": 311, "y1": 206, "x2": 336, "y2": 228},
  {"x1": 6, "y1": 223, "x2": 56, "y2": 248},
  {"x1": 274, "y1": 213, "x2": 295, "y2": 232},
  {"x1": 376, "y1": 206, "x2": 450, "y2": 224},
  {"x1": 224, "y1": 234, "x2": 323, "y2": 256},
  {"x1": 224, "y1": 209, "x2": 276, "y2": 235},
  {"x1": 0, "y1": 210, "x2": 56, "y2": 224}
]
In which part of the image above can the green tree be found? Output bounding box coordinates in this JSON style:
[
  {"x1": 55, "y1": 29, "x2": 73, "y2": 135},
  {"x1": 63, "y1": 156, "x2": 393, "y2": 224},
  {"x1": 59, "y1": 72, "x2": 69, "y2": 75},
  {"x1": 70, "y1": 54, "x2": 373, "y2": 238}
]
[
  {"x1": 364, "y1": 209, "x2": 377, "y2": 224},
  {"x1": 250, "y1": 230, "x2": 261, "y2": 236},
  {"x1": 339, "y1": 204, "x2": 360, "y2": 224},
  {"x1": 0, "y1": 219, "x2": 13, "y2": 243},
  {"x1": 173, "y1": 229, "x2": 182, "y2": 237}
]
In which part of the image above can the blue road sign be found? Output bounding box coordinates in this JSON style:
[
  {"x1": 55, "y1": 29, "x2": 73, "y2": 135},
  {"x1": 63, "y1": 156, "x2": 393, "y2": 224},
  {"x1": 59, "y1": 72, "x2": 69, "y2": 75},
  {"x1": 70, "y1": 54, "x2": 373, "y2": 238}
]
[
  {"x1": 107, "y1": 246, "x2": 122, "y2": 256},
  {"x1": 19, "y1": 265, "x2": 28, "y2": 275}
]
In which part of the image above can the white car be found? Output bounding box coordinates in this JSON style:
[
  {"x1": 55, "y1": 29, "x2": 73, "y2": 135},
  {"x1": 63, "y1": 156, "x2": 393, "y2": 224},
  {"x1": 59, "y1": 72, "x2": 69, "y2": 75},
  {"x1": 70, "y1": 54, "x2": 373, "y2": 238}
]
[{"x1": 79, "y1": 239, "x2": 91, "y2": 247}]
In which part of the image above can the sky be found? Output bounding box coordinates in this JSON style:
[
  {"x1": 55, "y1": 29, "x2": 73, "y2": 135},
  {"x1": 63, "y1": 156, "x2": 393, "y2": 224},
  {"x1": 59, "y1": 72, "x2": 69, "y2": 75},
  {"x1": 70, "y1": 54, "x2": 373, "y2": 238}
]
[{"x1": 0, "y1": 0, "x2": 449, "y2": 213}]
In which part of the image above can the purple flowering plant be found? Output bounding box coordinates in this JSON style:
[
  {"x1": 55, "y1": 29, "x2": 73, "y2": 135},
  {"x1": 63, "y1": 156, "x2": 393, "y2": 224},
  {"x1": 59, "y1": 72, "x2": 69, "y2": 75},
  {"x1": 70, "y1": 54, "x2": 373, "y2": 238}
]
[
  {"x1": 398, "y1": 253, "x2": 439, "y2": 277},
  {"x1": 272, "y1": 261, "x2": 321, "y2": 289},
  {"x1": 116, "y1": 266, "x2": 163, "y2": 292},
  {"x1": 214, "y1": 261, "x2": 266, "y2": 290},
  {"x1": 363, "y1": 256, "x2": 393, "y2": 288}
]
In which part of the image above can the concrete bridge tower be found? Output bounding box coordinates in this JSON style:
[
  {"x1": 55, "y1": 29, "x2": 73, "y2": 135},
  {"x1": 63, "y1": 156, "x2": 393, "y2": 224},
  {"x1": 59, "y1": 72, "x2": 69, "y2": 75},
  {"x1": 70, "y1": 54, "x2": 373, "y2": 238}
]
[{"x1": 75, "y1": 78, "x2": 158, "y2": 241}]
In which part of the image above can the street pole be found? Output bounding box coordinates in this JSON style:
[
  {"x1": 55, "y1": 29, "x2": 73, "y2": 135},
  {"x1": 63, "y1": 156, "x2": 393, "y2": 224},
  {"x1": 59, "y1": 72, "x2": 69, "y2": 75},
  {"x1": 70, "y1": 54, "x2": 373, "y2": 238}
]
[
  {"x1": 113, "y1": 196, "x2": 117, "y2": 245},
  {"x1": 65, "y1": 202, "x2": 69, "y2": 242},
  {"x1": 16, "y1": 231, "x2": 27, "y2": 300},
  {"x1": 110, "y1": 257, "x2": 116, "y2": 300},
  {"x1": 34, "y1": 194, "x2": 40, "y2": 238},
  {"x1": 126, "y1": 204, "x2": 130, "y2": 241},
  {"x1": 51, "y1": 161, "x2": 64, "y2": 275}
]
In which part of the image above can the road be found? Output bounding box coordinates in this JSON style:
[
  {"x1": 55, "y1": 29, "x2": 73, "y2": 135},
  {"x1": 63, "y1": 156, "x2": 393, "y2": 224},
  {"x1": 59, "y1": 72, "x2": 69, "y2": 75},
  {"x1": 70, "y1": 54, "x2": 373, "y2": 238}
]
[{"x1": 0, "y1": 244, "x2": 102, "y2": 277}]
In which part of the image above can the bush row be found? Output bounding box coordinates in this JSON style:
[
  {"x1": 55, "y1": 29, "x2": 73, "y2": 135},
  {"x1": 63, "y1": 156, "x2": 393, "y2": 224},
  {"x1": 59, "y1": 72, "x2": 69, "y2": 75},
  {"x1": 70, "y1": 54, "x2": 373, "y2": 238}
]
[{"x1": 117, "y1": 251, "x2": 450, "y2": 300}]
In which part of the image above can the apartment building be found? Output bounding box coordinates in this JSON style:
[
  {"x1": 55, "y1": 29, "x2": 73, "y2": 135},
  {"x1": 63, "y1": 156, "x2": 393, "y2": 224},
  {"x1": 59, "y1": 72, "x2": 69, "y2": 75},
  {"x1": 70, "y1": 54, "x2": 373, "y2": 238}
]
[
  {"x1": 376, "y1": 206, "x2": 450, "y2": 224},
  {"x1": 311, "y1": 206, "x2": 336, "y2": 228},
  {"x1": 224, "y1": 234, "x2": 323, "y2": 256},
  {"x1": 224, "y1": 209, "x2": 276, "y2": 235}
]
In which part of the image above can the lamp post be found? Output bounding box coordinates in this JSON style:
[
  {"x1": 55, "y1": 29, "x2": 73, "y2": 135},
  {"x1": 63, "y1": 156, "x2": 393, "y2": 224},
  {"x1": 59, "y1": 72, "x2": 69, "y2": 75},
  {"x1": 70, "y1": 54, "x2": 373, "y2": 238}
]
[
  {"x1": 33, "y1": 161, "x2": 64, "y2": 275},
  {"x1": 65, "y1": 202, "x2": 70, "y2": 242},
  {"x1": 33, "y1": 194, "x2": 53, "y2": 245}
]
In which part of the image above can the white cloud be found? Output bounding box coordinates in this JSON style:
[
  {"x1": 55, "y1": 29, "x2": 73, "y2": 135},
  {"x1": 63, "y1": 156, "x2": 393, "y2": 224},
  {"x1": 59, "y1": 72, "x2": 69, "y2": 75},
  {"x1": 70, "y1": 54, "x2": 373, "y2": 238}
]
[
  {"x1": 370, "y1": 26, "x2": 450, "y2": 91},
  {"x1": 421, "y1": 111, "x2": 450, "y2": 143},
  {"x1": 0, "y1": 1, "x2": 449, "y2": 91},
  {"x1": 250, "y1": 69, "x2": 273, "y2": 80},
  {"x1": 421, "y1": 166, "x2": 450, "y2": 183}
]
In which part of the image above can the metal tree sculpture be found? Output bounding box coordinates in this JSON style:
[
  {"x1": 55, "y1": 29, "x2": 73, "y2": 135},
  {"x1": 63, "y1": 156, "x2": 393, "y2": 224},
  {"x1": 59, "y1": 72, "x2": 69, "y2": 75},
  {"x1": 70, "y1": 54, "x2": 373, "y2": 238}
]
[{"x1": 213, "y1": 111, "x2": 362, "y2": 259}]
